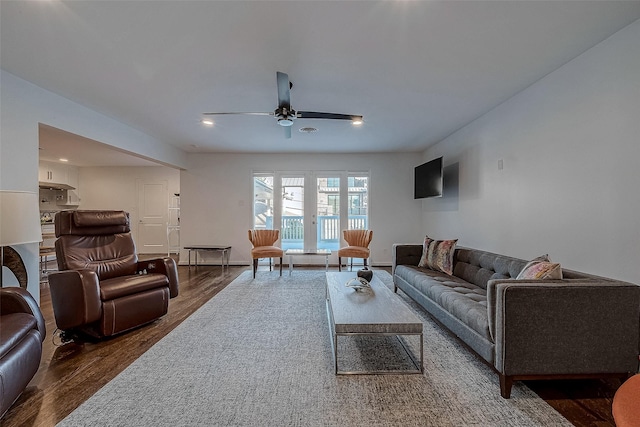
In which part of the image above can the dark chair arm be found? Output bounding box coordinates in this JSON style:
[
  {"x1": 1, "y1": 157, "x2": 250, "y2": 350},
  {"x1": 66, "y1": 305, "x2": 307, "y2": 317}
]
[
  {"x1": 137, "y1": 257, "x2": 179, "y2": 298},
  {"x1": 0, "y1": 287, "x2": 46, "y2": 341},
  {"x1": 48, "y1": 270, "x2": 102, "y2": 330}
]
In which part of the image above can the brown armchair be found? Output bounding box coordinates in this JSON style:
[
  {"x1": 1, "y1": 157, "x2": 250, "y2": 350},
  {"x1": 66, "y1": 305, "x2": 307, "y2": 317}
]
[
  {"x1": 0, "y1": 287, "x2": 46, "y2": 417},
  {"x1": 337, "y1": 229, "x2": 373, "y2": 271},
  {"x1": 48, "y1": 210, "x2": 179, "y2": 341},
  {"x1": 248, "y1": 229, "x2": 283, "y2": 278}
]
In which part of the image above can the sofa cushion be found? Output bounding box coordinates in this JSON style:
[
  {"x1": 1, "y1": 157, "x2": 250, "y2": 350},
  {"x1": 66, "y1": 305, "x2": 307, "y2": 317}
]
[
  {"x1": 453, "y1": 248, "x2": 527, "y2": 290},
  {"x1": 395, "y1": 265, "x2": 491, "y2": 341},
  {"x1": 418, "y1": 236, "x2": 457, "y2": 275}
]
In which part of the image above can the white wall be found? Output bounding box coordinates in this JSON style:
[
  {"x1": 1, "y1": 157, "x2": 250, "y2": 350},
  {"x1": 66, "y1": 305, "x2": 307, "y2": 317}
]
[
  {"x1": 79, "y1": 166, "x2": 180, "y2": 249},
  {"x1": 0, "y1": 70, "x2": 187, "y2": 301},
  {"x1": 180, "y1": 152, "x2": 422, "y2": 266},
  {"x1": 422, "y1": 20, "x2": 640, "y2": 284}
]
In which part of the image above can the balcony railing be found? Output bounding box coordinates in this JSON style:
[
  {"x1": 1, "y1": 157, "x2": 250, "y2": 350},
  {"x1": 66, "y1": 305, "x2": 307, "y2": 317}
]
[{"x1": 279, "y1": 215, "x2": 367, "y2": 249}]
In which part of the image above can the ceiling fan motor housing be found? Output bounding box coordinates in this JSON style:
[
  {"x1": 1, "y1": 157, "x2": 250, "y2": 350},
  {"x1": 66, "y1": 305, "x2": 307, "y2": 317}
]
[{"x1": 276, "y1": 107, "x2": 296, "y2": 126}]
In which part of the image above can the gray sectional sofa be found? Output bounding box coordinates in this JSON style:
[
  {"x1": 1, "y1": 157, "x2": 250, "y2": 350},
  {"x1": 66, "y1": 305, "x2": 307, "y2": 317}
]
[{"x1": 392, "y1": 244, "x2": 640, "y2": 398}]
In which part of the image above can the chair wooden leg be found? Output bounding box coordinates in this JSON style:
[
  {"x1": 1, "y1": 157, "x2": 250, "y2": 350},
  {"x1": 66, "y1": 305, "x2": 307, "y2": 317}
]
[
  {"x1": 350, "y1": 258, "x2": 353, "y2": 271},
  {"x1": 364, "y1": 258, "x2": 368, "y2": 268},
  {"x1": 269, "y1": 258, "x2": 272, "y2": 271},
  {"x1": 338, "y1": 257, "x2": 342, "y2": 272},
  {"x1": 279, "y1": 257, "x2": 282, "y2": 276},
  {"x1": 253, "y1": 259, "x2": 257, "y2": 278}
]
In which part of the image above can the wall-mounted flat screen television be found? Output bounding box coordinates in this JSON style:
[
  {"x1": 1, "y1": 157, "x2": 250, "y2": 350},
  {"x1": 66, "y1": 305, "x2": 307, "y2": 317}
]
[{"x1": 414, "y1": 156, "x2": 443, "y2": 199}]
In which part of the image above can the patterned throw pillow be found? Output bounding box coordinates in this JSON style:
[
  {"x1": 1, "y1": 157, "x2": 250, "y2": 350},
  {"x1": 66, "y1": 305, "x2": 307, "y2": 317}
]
[
  {"x1": 418, "y1": 236, "x2": 458, "y2": 276},
  {"x1": 516, "y1": 260, "x2": 563, "y2": 280},
  {"x1": 517, "y1": 254, "x2": 550, "y2": 275}
]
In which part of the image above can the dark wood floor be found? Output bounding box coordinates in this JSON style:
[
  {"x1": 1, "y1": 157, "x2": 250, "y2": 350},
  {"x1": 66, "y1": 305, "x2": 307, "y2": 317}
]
[{"x1": 1, "y1": 264, "x2": 623, "y2": 427}]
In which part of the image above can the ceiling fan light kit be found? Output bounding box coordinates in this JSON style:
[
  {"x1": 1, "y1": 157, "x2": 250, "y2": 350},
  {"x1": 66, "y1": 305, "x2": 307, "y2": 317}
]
[
  {"x1": 278, "y1": 118, "x2": 294, "y2": 127},
  {"x1": 203, "y1": 71, "x2": 362, "y2": 139}
]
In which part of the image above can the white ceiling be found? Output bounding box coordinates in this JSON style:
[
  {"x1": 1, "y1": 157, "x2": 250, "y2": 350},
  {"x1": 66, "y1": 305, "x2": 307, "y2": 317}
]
[
  {"x1": 2, "y1": 1, "x2": 640, "y2": 165},
  {"x1": 38, "y1": 124, "x2": 162, "y2": 167}
]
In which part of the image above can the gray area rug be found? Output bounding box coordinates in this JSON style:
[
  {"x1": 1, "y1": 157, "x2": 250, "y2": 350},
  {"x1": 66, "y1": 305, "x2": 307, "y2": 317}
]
[{"x1": 58, "y1": 270, "x2": 571, "y2": 426}]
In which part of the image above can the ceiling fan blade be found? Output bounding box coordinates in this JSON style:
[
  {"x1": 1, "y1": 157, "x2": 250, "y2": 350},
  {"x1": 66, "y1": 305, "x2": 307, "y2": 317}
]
[
  {"x1": 297, "y1": 111, "x2": 362, "y2": 121},
  {"x1": 202, "y1": 112, "x2": 273, "y2": 116},
  {"x1": 284, "y1": 126, "x2": 292, "y2": 139},
  {"x1": 276, "y1": 71, "x2": 291, "y2": 109}
]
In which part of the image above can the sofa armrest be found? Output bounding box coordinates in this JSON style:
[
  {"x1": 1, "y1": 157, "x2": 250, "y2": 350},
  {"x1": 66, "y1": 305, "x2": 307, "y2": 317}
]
[
  {"x1": 392, "y1": 244, "x2": 423, "y2": 274},
  {"x1": 137, "y1": 257, "x2": 179, "y2": 298},
  {"x1": 489, "y1": 279, "x2": 640, "y2": 376},
  {"x1": 48, "y1": 270, "x2": 102, "y2": 330},
  {"x1": 0, "y1": 287, "x2": 46, "y2": 340}
]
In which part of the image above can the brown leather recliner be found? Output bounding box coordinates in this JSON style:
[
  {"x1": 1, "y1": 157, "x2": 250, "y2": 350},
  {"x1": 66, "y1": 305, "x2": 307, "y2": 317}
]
[
  {"x1": 0, "y1": 287, "x2": 46, "y2": 418},
  {"x1": 48, "y1": 210, "x2": 178, "y2": 341}
]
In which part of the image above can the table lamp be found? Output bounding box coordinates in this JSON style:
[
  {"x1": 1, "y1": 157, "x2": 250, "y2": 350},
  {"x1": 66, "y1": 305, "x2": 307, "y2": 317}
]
[{"x1": 0, "y1": 190, "x2": 43, "y2": 288}]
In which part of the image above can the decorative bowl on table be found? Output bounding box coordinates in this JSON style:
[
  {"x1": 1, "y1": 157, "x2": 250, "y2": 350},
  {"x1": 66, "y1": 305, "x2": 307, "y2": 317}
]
[{"x1": 345, "y1": 277, "x2": 371, "y2": 292}]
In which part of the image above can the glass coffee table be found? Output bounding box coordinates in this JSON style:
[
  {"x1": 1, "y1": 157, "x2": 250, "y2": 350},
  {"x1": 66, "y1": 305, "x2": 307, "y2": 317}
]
[{"x1": 285, "y1": 249, "x2": 331, "y2": 275}]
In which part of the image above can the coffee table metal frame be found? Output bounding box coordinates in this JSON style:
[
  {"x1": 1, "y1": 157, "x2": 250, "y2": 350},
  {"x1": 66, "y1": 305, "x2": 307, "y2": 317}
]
[
  {"x1": 184, "y1": 245, "x2": 232, "y2": 271},
  {"x1": 285, "y1": 248, "x2": 331, "y2": 275},
  {"x1": 325, "y1": 272, "x2": 424, "y2": 375}
]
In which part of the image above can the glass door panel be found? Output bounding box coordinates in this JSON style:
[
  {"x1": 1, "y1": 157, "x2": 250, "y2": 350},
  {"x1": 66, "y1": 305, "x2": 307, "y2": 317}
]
[
  {"x1": 253, "y1": 175, "x2": 274, "y2": 229},
  {"x1": 316, "y1": 176, "x2": 340, "y2": 250},
  {"x1": 348, "y1": 175, "x2": 368, "y2": 230},
  {"x1": 281, "y1": 175, "x2": 304, "y2": 250}
]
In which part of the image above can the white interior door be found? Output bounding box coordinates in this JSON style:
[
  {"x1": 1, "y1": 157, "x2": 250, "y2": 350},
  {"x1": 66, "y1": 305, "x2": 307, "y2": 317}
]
[{"x1": 136, "y1": 179, "x2": 168, "y2": 254}]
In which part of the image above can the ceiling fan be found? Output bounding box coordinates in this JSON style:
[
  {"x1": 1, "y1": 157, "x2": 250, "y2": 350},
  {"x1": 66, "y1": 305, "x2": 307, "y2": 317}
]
[{"x1": 203, "y1": 72, "x2": 363, "y2": 139}]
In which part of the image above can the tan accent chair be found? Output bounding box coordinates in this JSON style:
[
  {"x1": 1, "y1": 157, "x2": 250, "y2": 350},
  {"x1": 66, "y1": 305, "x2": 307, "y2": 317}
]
[
  {"x1": 248, "y1": 229, "x2": 283, "y2": 278},
  {"x1": 613, "y1": 374, "x2": 640, "y2": 427},
  {"x1": 338, "y1": 229, "x2": 373, "y2": 271}
]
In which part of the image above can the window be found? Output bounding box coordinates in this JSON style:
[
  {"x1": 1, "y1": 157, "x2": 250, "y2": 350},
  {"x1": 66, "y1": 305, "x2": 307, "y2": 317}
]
[
  {"x1": 253, "y1": 175, "x2": 274, "y2": 229},
  {"x1": 348, "y1": 175, "x2": 368, "y2": 229},
  {"x1": 252, "y1": 171, "x2": 369, "y2": 250}
]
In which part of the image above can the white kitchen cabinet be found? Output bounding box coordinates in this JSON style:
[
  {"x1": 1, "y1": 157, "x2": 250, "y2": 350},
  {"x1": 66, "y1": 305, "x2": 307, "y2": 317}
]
[
  {"x1": 39, "y1": 161, "x2": 68, "y2": 184},
  {"x1": 57, "y1": 166, "x2": 80, "y2": 206},
  {"x1": 39, "y1": 161, "x2": 81, "y2": 207}
]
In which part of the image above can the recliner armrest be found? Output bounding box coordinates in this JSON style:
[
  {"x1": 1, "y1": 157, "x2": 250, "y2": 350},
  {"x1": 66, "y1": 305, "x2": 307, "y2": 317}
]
[
  {"x1": 0, "y1": 287, "x2": 46, "y2": 341},
  {"x1": 137, "y1": 257, "x2": 179, "y2": 298},
  {"x1": 48, "y1": 270, "x2": 102, "y2": 330}
]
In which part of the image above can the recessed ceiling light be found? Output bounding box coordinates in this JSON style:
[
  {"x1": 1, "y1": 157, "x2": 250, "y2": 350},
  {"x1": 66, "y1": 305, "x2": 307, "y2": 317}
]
[
  {"x1": 59, "y1": 158, "x2": 69, "y2": 162},
  {"x1": 352, "y1": 118, "x2": 363, "y2": 126},
  {"x1": 201, "y1": 119, "x2": 214, "y2": 126}
]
